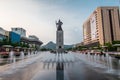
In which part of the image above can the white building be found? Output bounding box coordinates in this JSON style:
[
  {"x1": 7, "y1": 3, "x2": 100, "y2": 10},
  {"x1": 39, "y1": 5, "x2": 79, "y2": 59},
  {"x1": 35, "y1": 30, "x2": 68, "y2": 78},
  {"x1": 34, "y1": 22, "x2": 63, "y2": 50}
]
[
  {"x1": 28, "y1": 35, "x2": 43, "y2": 49},
  {"x1": 11, "y1": 27, "x2": 26, "y2": 37},
  {"x1": 0, "y1": 27, "x2": 6, "y2": 35},
  {"x1": 0, "y1": 27, "x2": 6, "y2": 40}
]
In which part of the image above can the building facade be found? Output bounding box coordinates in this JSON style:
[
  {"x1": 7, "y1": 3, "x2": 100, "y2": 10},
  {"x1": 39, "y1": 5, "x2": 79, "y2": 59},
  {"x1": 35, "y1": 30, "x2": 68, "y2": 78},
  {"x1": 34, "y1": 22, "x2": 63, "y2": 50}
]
[
  {"x1": 9, "y1": 31, "x2": 20, "y2": 43},
  {"x1": 83, "y1": 6, "x2": 120, "y2": 46},
  {"x1": 11, "y1": 27, "x2": 26, "y2": 37},
  {"x1": 83, "y1": 19, "x2": 91, "y2": 45},
  {"x1": 0, "y1": 27, "x2": 7, "y2": 41},
  {"x1": 0, "y1": 27, "x2": 43, "y2": 50},
  {"x1": 28, "y1": 35, "x2": 42, "y2": 50},
  {"x1": 29, "y1": 35, "x2": 39, "y2": 41}
]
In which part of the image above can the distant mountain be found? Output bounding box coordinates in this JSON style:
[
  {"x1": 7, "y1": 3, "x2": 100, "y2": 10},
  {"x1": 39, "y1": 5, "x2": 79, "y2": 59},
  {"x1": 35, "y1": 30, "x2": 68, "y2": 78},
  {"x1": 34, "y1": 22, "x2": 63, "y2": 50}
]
[
  {"x1": 42, "y1": 41, "x2": 56, "y2": 50},
  {"x1": 42, "y1": 41, "x2": 73, "y2": 50}
]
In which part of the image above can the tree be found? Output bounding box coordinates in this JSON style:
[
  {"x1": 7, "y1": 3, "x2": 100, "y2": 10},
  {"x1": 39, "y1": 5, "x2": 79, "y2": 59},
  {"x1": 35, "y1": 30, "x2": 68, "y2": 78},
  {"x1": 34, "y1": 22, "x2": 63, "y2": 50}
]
[
  {"x1": 1, "y1": 38, "x2": 10, "y2": 45},
  {"x1": 40, "y1": 48, "x2": 48, "y2": 51},
  {"x1": 112, "y1": 41, "x2": 120, "y2": 44},
  {"x1": 105, "y1": 42, "x2": 116, "y2": 51}
]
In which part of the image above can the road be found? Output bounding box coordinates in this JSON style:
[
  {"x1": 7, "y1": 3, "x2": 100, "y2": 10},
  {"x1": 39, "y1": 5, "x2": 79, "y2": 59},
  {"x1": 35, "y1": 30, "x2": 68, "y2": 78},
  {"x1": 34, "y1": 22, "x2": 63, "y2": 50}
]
[{"x1": 0, "y1": 51, "x2": 119, "y2": 80}]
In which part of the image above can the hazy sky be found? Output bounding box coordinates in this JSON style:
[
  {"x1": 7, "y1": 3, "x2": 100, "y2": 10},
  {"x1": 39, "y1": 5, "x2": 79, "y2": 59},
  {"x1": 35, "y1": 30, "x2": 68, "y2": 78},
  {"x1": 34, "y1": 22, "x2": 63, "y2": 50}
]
[{"x1": 0, "y1": 0, "x2": 119, "y2": 45}]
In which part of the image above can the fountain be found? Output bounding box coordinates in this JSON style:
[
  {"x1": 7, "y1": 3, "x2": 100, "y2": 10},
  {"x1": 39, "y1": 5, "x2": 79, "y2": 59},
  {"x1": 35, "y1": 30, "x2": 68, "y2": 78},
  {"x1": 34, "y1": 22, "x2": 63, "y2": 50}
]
[
  {"x1": 9, "y1": 51, "x2": 14, "y2": 63},
  {"x1": 27, "y1": 51, "x2": 31, "y2": 58},
  {"x1": 20, "y1": 51, "x2": 25, "y2": 60},
  {"x1": 9, "y1": 51, "x2": 16, "y2": 69},
  {"x1": 13, "y1": 56, "x2": 16, "y2": 63},
  {"x1": 35, "y1": 51, "x2": 37, "y2": 54},
  {"x1": 106, "y1": 53, "x2": 114, "y2": 73},
  {"x1": 31, "y1": 51, "x2": 34, "y2": 56},
  {"x1": 92, "y1": 53, "x2": 97, "y2": 65},
  {"x1": 12, "y1": 56, "x2": 16, "y2": 69}
]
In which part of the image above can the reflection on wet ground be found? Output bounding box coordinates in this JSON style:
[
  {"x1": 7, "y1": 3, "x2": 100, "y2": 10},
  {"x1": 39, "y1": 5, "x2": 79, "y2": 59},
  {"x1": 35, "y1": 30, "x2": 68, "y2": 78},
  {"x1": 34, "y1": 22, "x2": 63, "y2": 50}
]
[{"x1": 0, "y1": 51, "x2": 120, "y2": 80}]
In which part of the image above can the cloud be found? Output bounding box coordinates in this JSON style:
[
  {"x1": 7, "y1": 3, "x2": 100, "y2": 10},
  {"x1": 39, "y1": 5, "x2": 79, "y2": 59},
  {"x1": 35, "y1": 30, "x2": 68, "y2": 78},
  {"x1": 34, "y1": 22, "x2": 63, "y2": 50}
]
[{"x1": 0, "y1": 0, "x2": 118, "y2": 45}]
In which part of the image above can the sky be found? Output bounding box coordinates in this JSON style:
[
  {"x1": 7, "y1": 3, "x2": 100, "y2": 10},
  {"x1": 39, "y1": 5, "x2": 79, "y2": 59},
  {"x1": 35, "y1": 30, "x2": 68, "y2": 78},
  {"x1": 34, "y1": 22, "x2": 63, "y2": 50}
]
[{"x1": 0, "y1": 0, "x2": 119, "y2": 45}]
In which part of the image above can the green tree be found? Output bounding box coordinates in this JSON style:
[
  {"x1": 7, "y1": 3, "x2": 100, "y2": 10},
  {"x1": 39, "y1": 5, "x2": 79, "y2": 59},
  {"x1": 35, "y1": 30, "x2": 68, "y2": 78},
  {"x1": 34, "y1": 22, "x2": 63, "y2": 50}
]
[
  {"x1": 112, "y1": 41, "x2": 120, "y2": 44},
  {"x1": 105, "y1": 42, "x2": 116, "y2": 51},
  {"x1": 40, "y1": 48, "x2": 47, "y2": 51}
]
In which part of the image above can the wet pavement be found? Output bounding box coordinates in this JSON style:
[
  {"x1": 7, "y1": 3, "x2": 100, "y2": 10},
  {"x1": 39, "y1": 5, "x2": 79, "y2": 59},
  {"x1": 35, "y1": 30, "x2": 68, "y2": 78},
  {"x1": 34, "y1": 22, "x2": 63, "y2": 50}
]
[{"x1": 0, "y1": 51, "x2": 120, "y2": 80}]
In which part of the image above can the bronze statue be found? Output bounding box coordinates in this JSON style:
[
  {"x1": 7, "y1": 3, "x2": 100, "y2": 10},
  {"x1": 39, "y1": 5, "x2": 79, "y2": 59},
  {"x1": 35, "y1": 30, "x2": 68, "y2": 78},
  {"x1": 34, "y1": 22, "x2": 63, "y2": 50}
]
[{"x1": 56, "y1": 19, "x2": 63, "y2": 31}]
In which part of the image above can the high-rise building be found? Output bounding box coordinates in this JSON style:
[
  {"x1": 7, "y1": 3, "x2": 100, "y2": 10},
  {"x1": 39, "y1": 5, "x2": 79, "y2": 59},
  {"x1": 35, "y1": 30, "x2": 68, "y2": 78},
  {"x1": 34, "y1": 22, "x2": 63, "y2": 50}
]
[
  {"x1": 11, "y1": 27, "x2": 26, "y2": 37},
  {"x1": 83, "y1": 19, "x2": 91, "y2": 45},
  {"x1": 83, "y1": 6, "x2": 120, "y2": 46}
]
